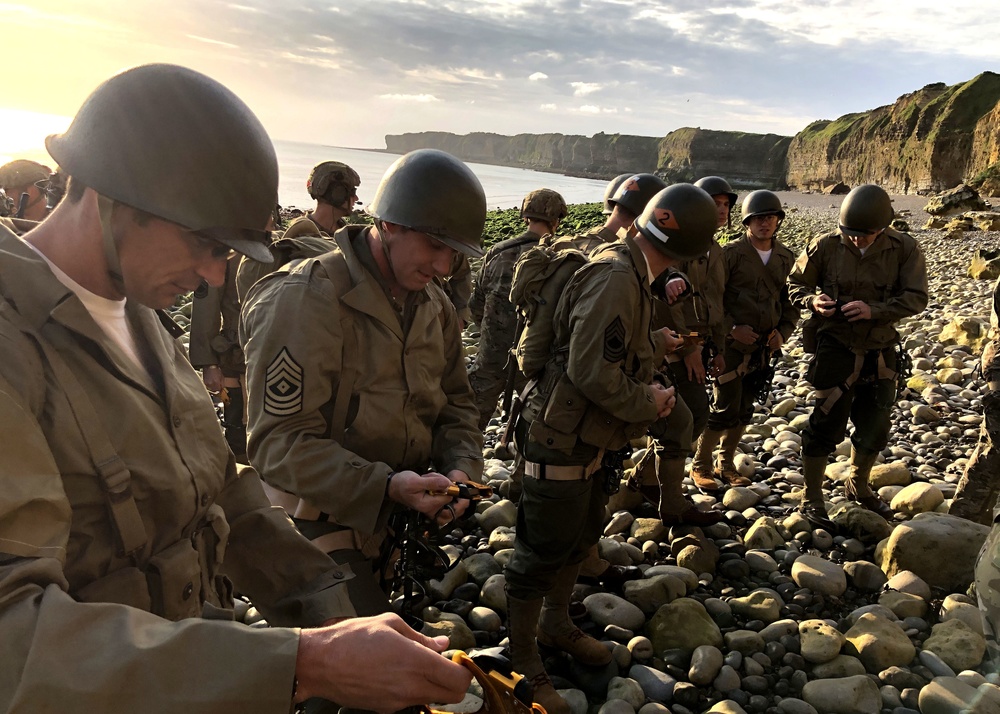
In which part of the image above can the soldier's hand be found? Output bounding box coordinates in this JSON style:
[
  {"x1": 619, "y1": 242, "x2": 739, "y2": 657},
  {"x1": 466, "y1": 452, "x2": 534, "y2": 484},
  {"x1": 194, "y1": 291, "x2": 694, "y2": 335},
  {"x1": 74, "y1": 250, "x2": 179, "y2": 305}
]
[
  {"x1": 684, "y1": 347, "x2": 707, "y2": 384},
  {"x1": 388, "y1": 470, "x2": 455, "y2": 520},
  {"x1": 664, "y1": 277, "x2": 687, "y2": 304},
  {"x1": 731, "y1": 324, "x2": 759, "y2": 345},
  {"x1": 202, "y1": 365, "x2": 224, "y2": 393},
  {"x1": 295, "y1": 612, "x2": 473, "y2": 711},
  {"x1": 709, "y1": 353, "x2": 725, "y2": 378},
  {"x1": 651, "y1": 383, "x2": 676, "y2": 419},
  {"x1": 841, "y1": 300, "x2": 872, "y2": 322},
  {"x1": 811, "y1": 293, "x2": 837, "y2": 317},
  {"x1": 657, "y1": 327, "x2": 685, "y2": 353},
  {"x1": 767, "y1": 330, "x2": 784, "y2": 350},
  {"x1": 438, "y1": 470, "x2": 472, "y2": 524}
]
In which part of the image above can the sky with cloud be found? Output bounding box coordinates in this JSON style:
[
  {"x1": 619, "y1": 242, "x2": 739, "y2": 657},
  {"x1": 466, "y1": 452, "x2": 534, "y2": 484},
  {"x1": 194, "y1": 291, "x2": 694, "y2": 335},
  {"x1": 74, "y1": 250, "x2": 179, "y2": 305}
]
[{"x1": 2, "y1": 0, "x2": 998, "y2": 157}]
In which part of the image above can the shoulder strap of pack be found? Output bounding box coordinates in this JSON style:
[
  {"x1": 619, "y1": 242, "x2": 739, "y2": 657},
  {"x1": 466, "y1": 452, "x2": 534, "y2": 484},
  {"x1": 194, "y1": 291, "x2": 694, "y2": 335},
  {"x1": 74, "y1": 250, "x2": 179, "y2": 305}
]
[
  {"x1": 319, "y1": 230, "x2": 358, "y2": 444},
  {"x1": 0, "y1": 300, "x2": 147, "y2": 560}
]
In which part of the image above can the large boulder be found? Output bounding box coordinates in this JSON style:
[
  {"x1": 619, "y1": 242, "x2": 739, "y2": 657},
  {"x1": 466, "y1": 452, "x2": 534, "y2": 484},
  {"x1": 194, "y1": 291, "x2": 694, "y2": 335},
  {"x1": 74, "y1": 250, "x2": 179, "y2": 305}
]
[
  {"x1": 843, "y1": 613, "x2": 916, "y2": 673},
  {"x1": 802, "y1": 675, "x2": 881, "y2": 714},
  {"x1": 924, "y1": 183, "x2": 988, "y2": 216},
  {"x1": 799, "y1": 619, "x2": 846, "y2": 664},
  {"x1": 791, "y1": 554, "x2": 847, "y2": 596},
  {"x1": 922, "y1": 619, "x2": 988, "y2": 672},
  {"x1": 939, "y1": 314, "x2": 992, "y2": 351},
  {"x1": 646, "y1": 597, "x2": 724, "y2": 655},
  {"x1": 878, "y1": 512, "x2": 990, "y2": 591}
]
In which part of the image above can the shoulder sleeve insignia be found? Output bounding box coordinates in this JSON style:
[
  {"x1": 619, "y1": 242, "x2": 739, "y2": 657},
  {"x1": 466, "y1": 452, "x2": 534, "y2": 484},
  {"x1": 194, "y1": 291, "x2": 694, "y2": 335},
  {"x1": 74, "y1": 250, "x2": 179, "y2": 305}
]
[
  {"x1": 264, "y1": 347, "x2": 304, "y2": 416},
  {"x1": 603, "y1": 316, "x2": 627, "y2": 363}
]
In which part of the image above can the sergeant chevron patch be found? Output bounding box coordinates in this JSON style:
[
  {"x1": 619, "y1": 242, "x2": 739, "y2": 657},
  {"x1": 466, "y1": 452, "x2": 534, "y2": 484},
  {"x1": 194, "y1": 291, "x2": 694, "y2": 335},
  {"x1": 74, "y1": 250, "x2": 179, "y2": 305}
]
[
  {"x1": 603, "y1": 316, "x2": 626, "y2": 362},
  {"x1": 264, "y1": 347, "x2": 304, "y2": 416}
]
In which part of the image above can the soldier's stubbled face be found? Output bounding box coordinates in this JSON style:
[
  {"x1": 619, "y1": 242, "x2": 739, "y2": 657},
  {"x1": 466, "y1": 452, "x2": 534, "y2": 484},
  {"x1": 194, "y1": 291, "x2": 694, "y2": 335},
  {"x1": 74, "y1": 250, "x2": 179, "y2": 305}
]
[
  {"x1": 115, "y1": 207, "x2": 232, "y2": 309},
  {"x1": 385, "y1": 228, "x2": 457, "y2": 292}
]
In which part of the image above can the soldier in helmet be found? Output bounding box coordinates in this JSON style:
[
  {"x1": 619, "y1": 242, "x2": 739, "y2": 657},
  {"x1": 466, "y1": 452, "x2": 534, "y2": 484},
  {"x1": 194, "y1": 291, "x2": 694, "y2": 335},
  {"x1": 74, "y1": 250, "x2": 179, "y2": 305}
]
[
  {"x1": 658, "y1": 176, "x2": 733, "y2": 494},
  {"x1": 789, "y1": 184, "x2": 927, "y2": 527},
  {"x1": 241, "y1": 149, "x2": 485, "y2": 620},
  {"x1": 193, "y1": 160, "x2": 362, "y2": 460},
  {"x1": 0, "y1": 158, "x2": 52, "y2": 222},
  {"x1": 605, "y1": 174, "x2": 718, "y2": 524},
  {"x1": 692, "y1": 190, "x2": 799, "y2": 490},
  {"x1": 504, "y1": 184, "x2": 719, "y2": 714},
  {"x1": 0, "y1": 65, "x2": 473, "y2": 713},
  {"x1": 469, "y1": 188, "x2": 567, "y2": 430}
]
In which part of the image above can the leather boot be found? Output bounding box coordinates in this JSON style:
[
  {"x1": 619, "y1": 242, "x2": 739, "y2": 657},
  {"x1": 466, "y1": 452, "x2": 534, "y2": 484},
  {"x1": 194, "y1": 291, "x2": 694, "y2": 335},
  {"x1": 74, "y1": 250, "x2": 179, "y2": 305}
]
[
  {"x1": 506, "y1": 592, "x2": 570, "y2": 714},
  {"x1": 691, "y1": 428, "x2": 724, "y2": 492},
  {"x1": 537, "y1": 563, "x2": 611, "y2": 666},
  {"x1": 800, "y1": 455, "x2": 836, "y2": 531},
  {"x1": 717, "y1": 425, "x2": 751, "y2": 486},
  {"x1": 846, "y1": 449, "x2": 893, "y2": 519},
  {"x1": 658, "y1": 457, "x2": 722, "y2": 526}
]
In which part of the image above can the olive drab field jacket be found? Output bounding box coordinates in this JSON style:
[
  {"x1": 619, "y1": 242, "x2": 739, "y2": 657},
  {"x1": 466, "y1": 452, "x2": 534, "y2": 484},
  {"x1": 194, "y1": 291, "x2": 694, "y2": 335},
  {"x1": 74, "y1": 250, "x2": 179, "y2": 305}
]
[
  {"x1": 787, "y1": 228, "x2": 928, "y2": 351},
  {"x1": 521, "y1": 234, "x2": 660, "y2": 457},
  {"x1": 721, "y1": 235, "x2": 798, "y2": 345},
  {"x1": 240, "y1": 225, "x2": 482, "y2": 539},
  {"x1": 0, "y1": 227, "x2": 353, "y2": 713}
]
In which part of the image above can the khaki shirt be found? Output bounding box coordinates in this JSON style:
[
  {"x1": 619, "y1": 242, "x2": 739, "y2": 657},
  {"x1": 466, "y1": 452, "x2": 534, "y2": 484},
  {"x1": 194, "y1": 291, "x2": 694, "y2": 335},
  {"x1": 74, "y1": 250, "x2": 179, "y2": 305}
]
[
  {"x1": 0, "y1": 228, "x2": 352, "y2": 713},
  {"x1": 522, "y1": 235, "x2": 659, "y2": 457},
  {"x1": 787, "y1": 228, "x2": 928, "y2": 350},
  {"x1": 721, "y1": 235, "x2": 798, "y2": 342},
  {"x1": 241, "y1": 226, "x2": 483, "y2": 536}
]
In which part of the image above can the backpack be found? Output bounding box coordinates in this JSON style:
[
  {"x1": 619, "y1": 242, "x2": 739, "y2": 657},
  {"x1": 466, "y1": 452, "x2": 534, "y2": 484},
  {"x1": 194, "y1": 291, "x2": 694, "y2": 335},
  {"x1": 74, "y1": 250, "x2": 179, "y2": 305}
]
[
  {"x1": 508, "y1": 236, "x2": 590, "y2": 378},
  {"x1": 235, "y1": 217, "x2": 335, "y2": 302}
]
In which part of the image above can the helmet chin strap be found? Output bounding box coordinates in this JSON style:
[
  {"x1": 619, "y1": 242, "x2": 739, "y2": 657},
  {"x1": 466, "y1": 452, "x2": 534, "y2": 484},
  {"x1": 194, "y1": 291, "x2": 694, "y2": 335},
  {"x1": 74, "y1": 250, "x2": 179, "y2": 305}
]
[
  {"x1": 96, "y1": 193, "x2": 126, "y2": 295},
  {"x1": 374, "y1": 221, "x2": 401, "y2": 289}
]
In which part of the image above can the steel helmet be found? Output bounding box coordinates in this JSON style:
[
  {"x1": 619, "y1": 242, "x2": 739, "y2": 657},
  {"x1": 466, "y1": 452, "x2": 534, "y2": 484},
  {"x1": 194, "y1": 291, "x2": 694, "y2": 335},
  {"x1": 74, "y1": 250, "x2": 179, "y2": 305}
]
[
  {"x1": 308, "y1": 161, "x2": 361, "y2": 205},
  {"x1": 367, "y1": 149, "x2": 486, "y2": 258},
  {"x1": 602, "y1": 173, "x2": 633, "y2": 215},
  {"x1": 46, "y1": 64, "x2": 277, "y2": 263},
  {"x1": 741, "y1": 190, "x2": 785, "y2": 226},
  {"x1": 839, "y1": 184, "x2": 894, "y2": 236},
  {"x1": 520, "y1": 188, "x2": 567, "y2": 225},
  {"x1": 694, "y1": 176, "x2": 738, "y2": 208},
  {"x1": 0, "y1": 159, "x2": 51, "y2": 191},
  {"x1": 609, "y1": 173, "x2": 668, "y2": 218},
  {"x1": 636, "y1": 183, "x2": 718, "y2": 261}
]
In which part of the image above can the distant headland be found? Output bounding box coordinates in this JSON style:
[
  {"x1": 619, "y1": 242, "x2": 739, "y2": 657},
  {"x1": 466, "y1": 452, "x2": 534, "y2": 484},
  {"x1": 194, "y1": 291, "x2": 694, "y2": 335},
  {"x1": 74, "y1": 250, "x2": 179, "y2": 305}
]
[{"x1": 386, "y1": 71, "x2": 1000, "y2": 196}]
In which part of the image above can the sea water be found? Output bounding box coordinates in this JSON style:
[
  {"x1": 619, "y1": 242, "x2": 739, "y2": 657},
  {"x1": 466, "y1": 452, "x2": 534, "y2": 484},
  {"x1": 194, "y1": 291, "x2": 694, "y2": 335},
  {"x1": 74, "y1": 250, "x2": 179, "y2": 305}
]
[{"x1": 275, "y1": 140, "x2": 611, "y2": 211}]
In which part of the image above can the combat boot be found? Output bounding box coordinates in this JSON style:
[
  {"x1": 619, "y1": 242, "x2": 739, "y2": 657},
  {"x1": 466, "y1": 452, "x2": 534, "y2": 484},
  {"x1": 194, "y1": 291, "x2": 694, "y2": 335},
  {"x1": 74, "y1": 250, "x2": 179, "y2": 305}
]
[
  {"x1": 691, "y1": 428, "x2": 724, "y2": 492},
  {"x1": 507, "y1": 592, "x2": 570, "y2": 714},
  {"x1": 845, "y1": 449, "x2": 893, "y2": 519},
  {"x1": 658, "y1": 457, "x2": 722, "y2": 526},
  {"x1": 799, "y1": 455, "x2": 836, "y2": 531},
  {"x1": 537, "y1": 563, "x2": 611, "y2": 667},
  {"x1": 716, "y1": 425, "x2": 751, "y2": 487}
]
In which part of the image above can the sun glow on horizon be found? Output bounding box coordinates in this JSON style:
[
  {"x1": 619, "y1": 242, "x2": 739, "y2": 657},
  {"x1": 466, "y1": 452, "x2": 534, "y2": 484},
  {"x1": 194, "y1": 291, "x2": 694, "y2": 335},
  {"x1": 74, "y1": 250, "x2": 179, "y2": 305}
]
[{"x1": 0, "y1": 108, "x2": 71, "y2": 167}]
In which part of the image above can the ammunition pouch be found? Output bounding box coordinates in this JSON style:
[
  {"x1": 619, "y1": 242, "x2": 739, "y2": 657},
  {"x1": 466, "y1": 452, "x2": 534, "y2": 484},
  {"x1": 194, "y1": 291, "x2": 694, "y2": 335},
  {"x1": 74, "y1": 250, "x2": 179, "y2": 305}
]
[
  {"x1": 74, "y1": 504, "x2": 235, "y2": 621},
  {"x1": 527, "y1": 372, "x2": 647, "y2": 457}
]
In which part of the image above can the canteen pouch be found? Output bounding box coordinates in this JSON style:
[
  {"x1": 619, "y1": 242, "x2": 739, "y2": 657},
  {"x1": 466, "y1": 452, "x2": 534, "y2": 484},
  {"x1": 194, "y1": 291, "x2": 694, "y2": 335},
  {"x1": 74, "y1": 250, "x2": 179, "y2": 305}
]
[
  {"x1": 75, "y1": 566, "x2": 152, "y2": 612},
  {"x1": 146, "y1": 538, "x2": 203, "y2": 620}
]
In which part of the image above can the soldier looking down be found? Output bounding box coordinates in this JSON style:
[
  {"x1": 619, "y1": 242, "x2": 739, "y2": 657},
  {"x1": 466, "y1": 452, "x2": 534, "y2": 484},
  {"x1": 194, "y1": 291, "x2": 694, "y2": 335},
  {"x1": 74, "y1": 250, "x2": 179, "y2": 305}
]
[
  {"x1": 0, "y1": 64, "x2": 472, "y2": 713},
  {"x1": 241, "y1": 149, "x2": 486, "y2": 625},
  {"x1": 504, "y1": 184, "x2": 719, "y2": 714},
  {"x1": 789, "y1": 184, "x2": 927, "y2": 527}
]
